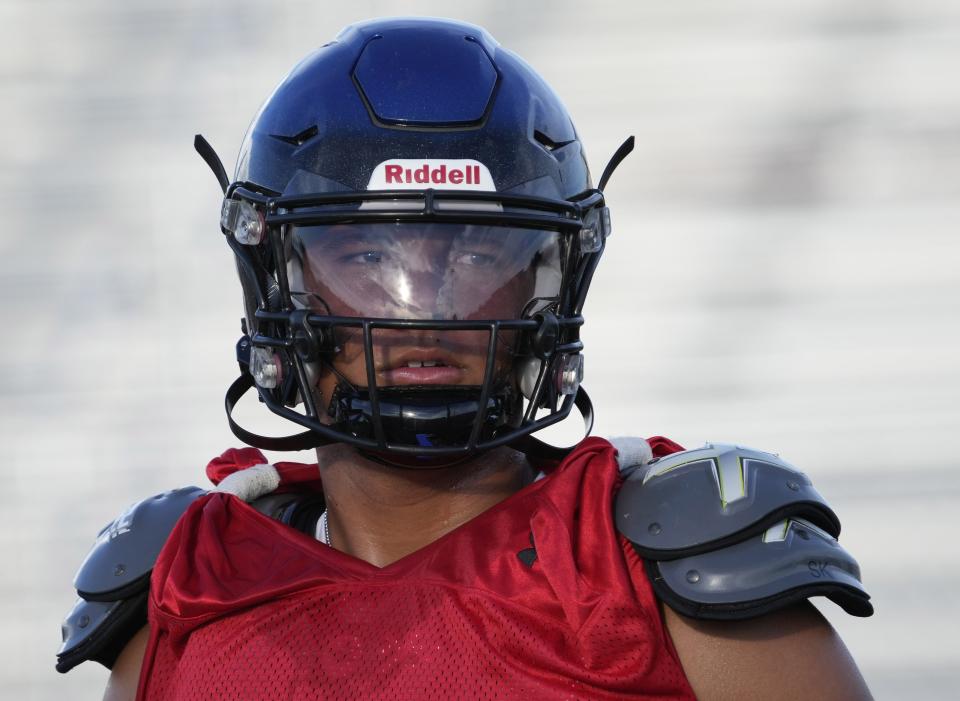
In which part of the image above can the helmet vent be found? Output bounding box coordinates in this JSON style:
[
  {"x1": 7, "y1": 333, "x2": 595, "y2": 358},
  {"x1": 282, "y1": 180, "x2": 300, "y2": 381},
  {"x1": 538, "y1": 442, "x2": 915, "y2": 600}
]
[
  {"x1": 533, "y1": 130, "x2": 573, "y2": 153},
  {"x1": 270, "y1": 124, "x2": 319, "y2": 147}
]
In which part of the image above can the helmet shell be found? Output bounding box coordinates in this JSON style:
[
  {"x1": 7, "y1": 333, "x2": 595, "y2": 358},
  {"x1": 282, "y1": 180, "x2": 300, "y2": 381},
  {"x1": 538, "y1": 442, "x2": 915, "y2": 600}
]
[{"x1": 234, "y1": 17, "x2": 591, "y2": 200}]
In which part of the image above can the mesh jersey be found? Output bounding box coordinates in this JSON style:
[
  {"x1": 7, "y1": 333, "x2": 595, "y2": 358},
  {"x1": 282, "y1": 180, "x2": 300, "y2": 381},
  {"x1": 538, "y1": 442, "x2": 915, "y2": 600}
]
[{"x1": 138, "y1": 437, "x2": 695, "y2": 700}]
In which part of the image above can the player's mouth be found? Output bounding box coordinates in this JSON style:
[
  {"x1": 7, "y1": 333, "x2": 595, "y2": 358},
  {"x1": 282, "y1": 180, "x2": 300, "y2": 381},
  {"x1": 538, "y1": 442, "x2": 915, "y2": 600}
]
[{"x1": 378, "y1": 352, "x2": 466, "y2": 385}]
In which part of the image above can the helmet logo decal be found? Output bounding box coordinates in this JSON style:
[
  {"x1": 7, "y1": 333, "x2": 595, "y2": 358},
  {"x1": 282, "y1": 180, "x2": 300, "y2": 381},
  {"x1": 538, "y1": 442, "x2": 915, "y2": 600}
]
[{"x1": 367, "y1": 159, "x2": 496, "y2": 191}]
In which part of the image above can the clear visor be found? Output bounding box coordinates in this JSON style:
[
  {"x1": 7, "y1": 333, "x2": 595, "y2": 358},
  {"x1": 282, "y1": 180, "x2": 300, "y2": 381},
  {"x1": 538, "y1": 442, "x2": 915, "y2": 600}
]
[{"x1": 287, "y1": 223, "x2": 562, "y2": 320}]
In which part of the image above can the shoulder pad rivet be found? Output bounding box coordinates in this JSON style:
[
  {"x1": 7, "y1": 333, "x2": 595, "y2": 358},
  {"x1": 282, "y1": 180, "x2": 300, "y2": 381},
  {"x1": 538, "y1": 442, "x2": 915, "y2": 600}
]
[
  {"x1": 78, "y1": 615, "x2": 90, "y2": 629},
  {"x1": 648, "y1": 522, "x2": 662, "y2": 536},
  {"x1": 685, "y1": 570, "x2": 701, "y2": 584},
  {"x1": 787, "y1": 481, "x2": 800, "y2": 491},
  {"x1": 114, "y1": 564, "x2": 126, "y2": 576}
]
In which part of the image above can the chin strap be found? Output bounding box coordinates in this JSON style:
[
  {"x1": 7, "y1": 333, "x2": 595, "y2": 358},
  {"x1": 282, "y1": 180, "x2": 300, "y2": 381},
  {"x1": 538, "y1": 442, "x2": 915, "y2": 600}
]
[
  {"x1": 598, "y1": 135, "x2": 635, "y2": 192},
  {"x1": 226, "y1": 373, "x2": 330, "y2": 452},
  {"x1": 510, "y1": 387, "x2": 595, "y2": 461},
  {"x1": 225, "y1": 372, "x2": 595, "y2": 461},
  {"x1": 194, "y1": 134, "x2": 229, "y2": 194}
]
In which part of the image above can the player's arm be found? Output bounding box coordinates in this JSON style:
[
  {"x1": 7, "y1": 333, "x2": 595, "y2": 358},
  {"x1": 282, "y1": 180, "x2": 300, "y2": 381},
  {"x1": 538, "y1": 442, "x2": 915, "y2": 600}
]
[
  {"x1": 102, "y1": 625, "x2": 149, "y2": 701},
  {"x1": 663, "y1": 602, "x2": 872, "y2": 700},
  {"x1": 614, "y1": 443, "x2": 874, "y2": 698}
]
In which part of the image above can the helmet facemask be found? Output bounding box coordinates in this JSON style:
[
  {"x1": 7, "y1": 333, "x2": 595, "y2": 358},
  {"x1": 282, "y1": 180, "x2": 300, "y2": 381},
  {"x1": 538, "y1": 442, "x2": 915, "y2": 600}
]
[{"x1": 223, "y1": 185, "x2": 605, "y2": 462}]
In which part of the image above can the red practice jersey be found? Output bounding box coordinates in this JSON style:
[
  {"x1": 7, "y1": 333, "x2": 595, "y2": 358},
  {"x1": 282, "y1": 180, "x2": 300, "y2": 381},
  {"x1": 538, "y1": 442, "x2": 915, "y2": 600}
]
[{"x1": 139, "y1": 437, "x2": 695, "y2": 700}]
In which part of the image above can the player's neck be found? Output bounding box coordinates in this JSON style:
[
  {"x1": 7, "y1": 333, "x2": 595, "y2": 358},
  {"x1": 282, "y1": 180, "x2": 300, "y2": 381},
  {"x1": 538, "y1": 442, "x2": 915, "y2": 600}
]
[{"x1": 316, "y1": 444, "x2": 534, "y2": 568}]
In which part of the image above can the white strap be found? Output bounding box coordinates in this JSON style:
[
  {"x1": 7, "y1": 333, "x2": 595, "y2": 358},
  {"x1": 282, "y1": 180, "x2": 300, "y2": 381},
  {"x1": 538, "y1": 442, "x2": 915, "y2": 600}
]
[
  {"x1": 608, "y1": 436, "x2": 653, "y2": 471},
  {"x1": 214, "y1": 463, "x2": 281, "y2": 502}
]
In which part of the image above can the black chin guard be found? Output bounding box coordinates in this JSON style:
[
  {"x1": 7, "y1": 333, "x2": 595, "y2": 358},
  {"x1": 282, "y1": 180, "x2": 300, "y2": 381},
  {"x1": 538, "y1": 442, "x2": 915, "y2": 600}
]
[{"x1": 331, "y1": 386, "x2": 508, "y2": 449}]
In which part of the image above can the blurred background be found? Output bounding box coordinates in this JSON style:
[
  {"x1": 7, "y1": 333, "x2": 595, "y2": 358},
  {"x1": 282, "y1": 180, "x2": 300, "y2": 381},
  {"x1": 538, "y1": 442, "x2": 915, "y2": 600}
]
[{"x1": 2, "y1": 0, "x2": 958, "y2": 698}]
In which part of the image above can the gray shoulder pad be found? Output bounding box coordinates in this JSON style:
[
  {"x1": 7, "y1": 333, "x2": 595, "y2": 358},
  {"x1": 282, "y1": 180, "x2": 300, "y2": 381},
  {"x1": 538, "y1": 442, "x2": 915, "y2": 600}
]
[
  {"x1": 73, "y1": 486, "x2": 207, "y2": 598},
  {"x1": 617, "y1": 443, "x2": 839, "y2": 557},
  {"x1": 56, "y1": 486, "x2": 206, "y2": 673},
  {"x1": 616, "y1": 444, "x2": 872, "y2": 620}
]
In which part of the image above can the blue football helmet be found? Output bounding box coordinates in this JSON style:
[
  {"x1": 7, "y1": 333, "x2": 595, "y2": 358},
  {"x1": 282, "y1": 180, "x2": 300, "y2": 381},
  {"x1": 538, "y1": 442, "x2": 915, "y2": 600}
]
[{"x1": 196, "y1": 17, "x2": 632, "y2": 463}]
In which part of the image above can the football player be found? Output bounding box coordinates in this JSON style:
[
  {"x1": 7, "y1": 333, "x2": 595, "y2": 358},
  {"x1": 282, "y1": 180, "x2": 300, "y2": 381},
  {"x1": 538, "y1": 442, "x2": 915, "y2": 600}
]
[{"x1": 58, "y1": 17, "x2": 873, "y2": 700}]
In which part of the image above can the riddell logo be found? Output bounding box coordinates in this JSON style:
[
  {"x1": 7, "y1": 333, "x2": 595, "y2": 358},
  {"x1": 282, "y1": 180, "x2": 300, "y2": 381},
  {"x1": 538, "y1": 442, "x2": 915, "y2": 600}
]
[
  {"x1": 367, "y1": 159, "x2": 496, "y2": 191},
  {"x1": 386, "y1": 163, "x2": 481, "y2": 186}
]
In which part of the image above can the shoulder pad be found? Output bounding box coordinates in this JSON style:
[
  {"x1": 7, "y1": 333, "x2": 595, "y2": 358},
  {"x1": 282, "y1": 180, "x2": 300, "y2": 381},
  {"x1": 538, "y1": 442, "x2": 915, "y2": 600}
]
[
  {"x1": 249, "y1": 492, "x2": 326, "y2": 536},
  {"x1": 73, "y1": 486, "x2": 207, "y2": 599},
  {"x1": 56, "y1": 486, "x2": 206, "y2": 673},
  {"x1": 616, "y1": 444, "x2": 872, "y2": 620}
]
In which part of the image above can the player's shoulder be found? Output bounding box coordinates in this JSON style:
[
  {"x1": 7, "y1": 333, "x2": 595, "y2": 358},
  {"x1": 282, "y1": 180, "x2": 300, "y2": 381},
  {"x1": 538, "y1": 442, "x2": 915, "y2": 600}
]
[
  {"x1": 56, "y1": 486, "x2": 207, "y2": 673},
  {"x1": 56, "y1": 448, "x2": 324, "y2": 675},
  {"x1": 612, "y1": 440, "x2": 873, "y2": 621}
]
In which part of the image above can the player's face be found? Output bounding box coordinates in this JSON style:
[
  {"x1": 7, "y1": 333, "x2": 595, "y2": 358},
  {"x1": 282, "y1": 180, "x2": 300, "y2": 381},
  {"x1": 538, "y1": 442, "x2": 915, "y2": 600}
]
[{"x1": 288, "y1": 223, "x2": 559, "y2": 401}]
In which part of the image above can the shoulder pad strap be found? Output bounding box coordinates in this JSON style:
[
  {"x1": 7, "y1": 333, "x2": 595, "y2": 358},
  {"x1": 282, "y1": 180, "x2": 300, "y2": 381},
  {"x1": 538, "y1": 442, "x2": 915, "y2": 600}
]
[
  {"x1": 56, "y1": 486, "x2": 206, "y2": 673},
  {"x1": 617, "y1": 443, "x2": 839, "y2": 558},
  {"x1": 616, "y1": 443, "x2": 872, "y2": 619}
]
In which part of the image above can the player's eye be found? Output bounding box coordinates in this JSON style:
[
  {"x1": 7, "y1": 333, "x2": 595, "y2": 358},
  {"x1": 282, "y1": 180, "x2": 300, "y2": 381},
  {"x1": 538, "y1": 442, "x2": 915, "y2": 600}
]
[
  {"x1": 452, "y1": 251, "x2": 497, "y2": 267},
  {"x1": 340, "y1": 250, "x2": 384, "y2": 265}
]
